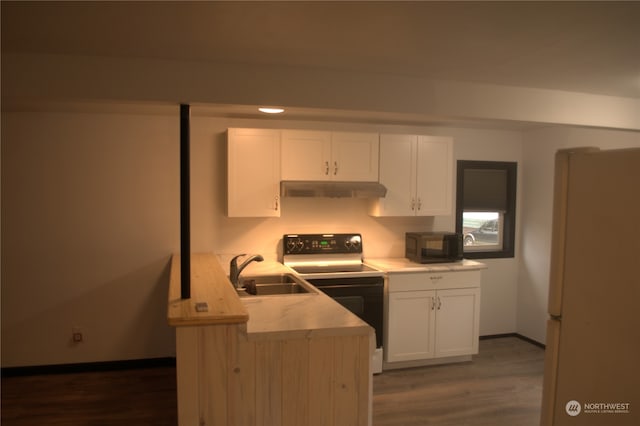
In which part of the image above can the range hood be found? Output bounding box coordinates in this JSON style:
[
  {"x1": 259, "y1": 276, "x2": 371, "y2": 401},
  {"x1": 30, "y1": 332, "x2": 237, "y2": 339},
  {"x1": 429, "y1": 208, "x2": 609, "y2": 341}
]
[{"x1": 281, "y1": 181, "x2": 387, "y2": 198}]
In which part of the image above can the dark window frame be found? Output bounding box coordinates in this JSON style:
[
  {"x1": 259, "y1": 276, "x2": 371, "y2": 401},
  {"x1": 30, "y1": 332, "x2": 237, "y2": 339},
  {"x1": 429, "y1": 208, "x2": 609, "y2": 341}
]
[{"x1": 455, "y1": 160, "x2": 517, "y2": 259}]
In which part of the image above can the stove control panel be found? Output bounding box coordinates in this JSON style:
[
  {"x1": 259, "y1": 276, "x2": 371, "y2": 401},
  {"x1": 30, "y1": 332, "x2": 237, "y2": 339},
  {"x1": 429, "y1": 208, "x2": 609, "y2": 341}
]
[{"x1": 283, "y1": 233, "x2": 363, "y2": 254}]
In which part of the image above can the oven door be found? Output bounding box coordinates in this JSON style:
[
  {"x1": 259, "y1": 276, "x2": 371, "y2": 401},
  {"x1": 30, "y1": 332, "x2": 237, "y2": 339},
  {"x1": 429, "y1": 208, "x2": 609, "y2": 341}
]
[{"x1": 304, "y1": 276, "x2": 384, "y2": 348}]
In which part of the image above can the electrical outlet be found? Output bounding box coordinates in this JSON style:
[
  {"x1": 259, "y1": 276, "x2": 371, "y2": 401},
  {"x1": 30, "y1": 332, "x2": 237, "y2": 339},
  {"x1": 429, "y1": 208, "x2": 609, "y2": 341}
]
[{"x1": 72, "y1": 326, "x2": 83, "y2": 343}]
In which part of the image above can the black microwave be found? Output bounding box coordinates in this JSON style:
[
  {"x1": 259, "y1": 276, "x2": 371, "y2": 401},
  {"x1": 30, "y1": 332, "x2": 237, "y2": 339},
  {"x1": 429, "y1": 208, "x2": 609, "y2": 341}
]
[{"x1": 405, "y1": 232, "x2": 463, "y2": 264}]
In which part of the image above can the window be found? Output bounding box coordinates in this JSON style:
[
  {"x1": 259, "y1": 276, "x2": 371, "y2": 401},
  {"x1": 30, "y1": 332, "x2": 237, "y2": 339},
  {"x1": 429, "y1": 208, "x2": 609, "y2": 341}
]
[{"x1": 455, "y1": 161, "x2": 517, "y2": 259}]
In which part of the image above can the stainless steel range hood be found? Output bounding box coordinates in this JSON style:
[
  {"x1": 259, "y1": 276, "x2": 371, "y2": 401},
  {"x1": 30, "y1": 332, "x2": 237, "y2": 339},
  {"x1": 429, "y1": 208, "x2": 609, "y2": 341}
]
[{"x1": 281, "y1": 181, "x2": 387, "y2": 198}]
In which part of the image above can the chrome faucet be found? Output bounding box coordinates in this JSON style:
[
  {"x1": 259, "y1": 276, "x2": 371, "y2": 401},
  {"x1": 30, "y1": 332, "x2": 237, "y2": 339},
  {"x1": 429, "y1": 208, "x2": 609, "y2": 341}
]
[{"x1": 229, "y1": 253, "x2": 264, "y2": 288}]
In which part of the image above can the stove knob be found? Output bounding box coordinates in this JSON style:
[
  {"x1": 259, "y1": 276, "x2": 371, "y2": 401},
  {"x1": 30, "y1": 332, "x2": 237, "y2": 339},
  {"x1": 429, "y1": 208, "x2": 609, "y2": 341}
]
[
  {"x1": 351, "y1": 239, "x2": 361, "y2": 250},
  {"x1": 286, "y1": 240, "x2": 296, "y2": 252},
  {"x1": 344, "y1": 240, "x2": 351, "y2": 248},
  {"x1": 296, "y1": 240, "x2": 305, "y2": 250}
]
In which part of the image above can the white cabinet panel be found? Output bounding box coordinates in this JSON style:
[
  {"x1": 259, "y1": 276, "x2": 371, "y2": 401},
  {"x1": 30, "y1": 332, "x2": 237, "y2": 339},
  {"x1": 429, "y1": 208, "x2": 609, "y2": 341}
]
[
  {"x1": 331, "y1": 132, "x2": 379, "y2": 181},
  {"x1": 435, "y1": 288, "x2": 480, "y2": 357},
  {"x1": 416, "y1": 136, "x2": 453, "y2": 216},
  {"x1": 388, "y1": 270, "x2": 480, "y2": 292},
  {"x1": 281, "y1": 130, "x2": 379, "y2": 182},
  {"x1": 371, "y1": 134, "x2": 453, "y2": 217},
  {"x1": 281, "y1": 130, "x2": 331, "y2": 181},
  {"x1": 387, "y1": 290, "x2": 436, "y2": 362},
  {"x1": 227, "y1": 128, "x2": 280, "y2": 217},
  {"x1": 371, "y1": 134, "x2": 415, "y2": 216},
  {"x1": 385, "y1": 272, "x2": 481, "y2": 364}
]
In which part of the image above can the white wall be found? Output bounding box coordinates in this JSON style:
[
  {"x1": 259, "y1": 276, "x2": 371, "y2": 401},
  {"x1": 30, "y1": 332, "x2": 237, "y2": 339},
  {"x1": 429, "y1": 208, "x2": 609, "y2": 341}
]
[
  {"x1": 1, "y1": 104, "x2": 523, "y2": 366},
  {"x1": 518, "y1": 127, "x2": 640, "y2": 343}
]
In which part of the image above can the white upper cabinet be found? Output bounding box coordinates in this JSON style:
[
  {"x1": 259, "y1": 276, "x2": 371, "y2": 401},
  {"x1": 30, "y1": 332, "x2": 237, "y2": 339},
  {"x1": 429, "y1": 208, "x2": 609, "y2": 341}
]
[
  {"x1": 371, "y1": 134, "x2": 416, "y2": 216},
  {"x1": 416, "y1": 136, "x2": 453, "y2": 216},
  {"x1": 281, "y1": 130, "x2": 379, "y2": 182},
  {"x1": 330, "y1": 132, "x2": 380, "y2": 181},
  {"x1": 227, "y1": 128, "x2": 281, "y2": 217},
  {"x1": 371, "y1": 134, "x2": 453, "y2": 216},
  {"x1": 281, "y1": 130, "x2": 332, "y2": 181}
]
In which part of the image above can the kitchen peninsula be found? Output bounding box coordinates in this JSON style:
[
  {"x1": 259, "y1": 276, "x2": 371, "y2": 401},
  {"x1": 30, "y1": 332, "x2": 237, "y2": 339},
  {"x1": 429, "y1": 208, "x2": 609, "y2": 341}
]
[{"x1": 168, "y1": 253, "x2": 374, "y2": 426}]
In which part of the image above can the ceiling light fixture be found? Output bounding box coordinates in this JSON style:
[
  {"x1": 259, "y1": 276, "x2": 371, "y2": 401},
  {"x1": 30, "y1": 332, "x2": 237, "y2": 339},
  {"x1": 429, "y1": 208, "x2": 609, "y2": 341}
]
[{"x1": 258, "y1": 107, "x2": 285, "y2": 114}]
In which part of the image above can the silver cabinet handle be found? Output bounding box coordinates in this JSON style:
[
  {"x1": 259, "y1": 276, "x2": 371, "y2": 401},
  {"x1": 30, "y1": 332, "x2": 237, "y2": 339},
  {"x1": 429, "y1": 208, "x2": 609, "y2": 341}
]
[
  {"x1": 334, "y1": 161, "x2": 338, "y2": 175},
  {"x1": 437, "y1": 297, "x2": 442, "y2": 310},
  {"x1": 411, "y1": 198, "x2": 416, "y2": 210},
  {"x1": 417, "y1": 198, "x2": 422, "y2": 211},
  {"x1": 431, "y1": 298, "x2": 436, "y2": 310},
  {"x1": 324, "y1": 161, "x2": 330, "y2": 175},
  {"x1": 275, "y1": 196, "x2": 279, "y2": 211}
]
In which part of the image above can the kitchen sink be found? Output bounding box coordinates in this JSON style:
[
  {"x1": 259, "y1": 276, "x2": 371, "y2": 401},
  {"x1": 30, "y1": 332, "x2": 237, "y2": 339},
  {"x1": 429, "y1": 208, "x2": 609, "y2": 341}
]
[{"x1": 235, "y1": 273, "x2": 315, "y2": 297}]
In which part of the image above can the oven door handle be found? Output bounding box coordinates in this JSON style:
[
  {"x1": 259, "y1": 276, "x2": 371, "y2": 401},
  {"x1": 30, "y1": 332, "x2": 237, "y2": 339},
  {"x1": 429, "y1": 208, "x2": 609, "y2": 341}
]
[{"x1": 311, "y1": 283, "x2": 383, "y2": 290}]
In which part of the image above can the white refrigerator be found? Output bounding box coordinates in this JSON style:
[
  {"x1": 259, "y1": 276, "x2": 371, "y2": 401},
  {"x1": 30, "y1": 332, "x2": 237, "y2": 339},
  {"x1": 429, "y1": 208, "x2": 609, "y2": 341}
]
[{"x1": 540, "y1": 147, "x2": 640, "y2": 425}]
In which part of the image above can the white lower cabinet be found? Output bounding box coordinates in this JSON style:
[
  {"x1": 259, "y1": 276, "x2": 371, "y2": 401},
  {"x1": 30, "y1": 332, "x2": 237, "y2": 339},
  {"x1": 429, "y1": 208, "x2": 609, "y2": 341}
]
[
  {"x1": 385, "y1": 271, "x2": 480, "y2": 364},
  {"x1": 434, "y1": 287, "x2": 480, "y2": 357},
  {"x1": 387, "y1": 290, "x2": 436, "y2": 362}
]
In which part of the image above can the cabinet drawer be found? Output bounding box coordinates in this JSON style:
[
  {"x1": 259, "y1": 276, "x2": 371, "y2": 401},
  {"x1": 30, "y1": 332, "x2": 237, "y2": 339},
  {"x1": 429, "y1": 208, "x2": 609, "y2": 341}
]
[{"x1": 388, "y1": 270, "x2": 480, "y2": 292}]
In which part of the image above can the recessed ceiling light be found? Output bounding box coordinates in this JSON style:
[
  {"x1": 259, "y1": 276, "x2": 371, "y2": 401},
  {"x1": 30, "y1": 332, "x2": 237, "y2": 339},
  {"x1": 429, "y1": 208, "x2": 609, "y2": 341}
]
[{"x1": 258, "y1": 107, "x2": 285, "y2": 114}]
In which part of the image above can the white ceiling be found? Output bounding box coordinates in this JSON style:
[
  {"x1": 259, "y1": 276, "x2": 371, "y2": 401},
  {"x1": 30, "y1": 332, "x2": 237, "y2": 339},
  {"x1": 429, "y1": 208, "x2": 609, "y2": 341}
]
[{"x1": 2, "y1": 1, "x2": 639, "y2": 99}]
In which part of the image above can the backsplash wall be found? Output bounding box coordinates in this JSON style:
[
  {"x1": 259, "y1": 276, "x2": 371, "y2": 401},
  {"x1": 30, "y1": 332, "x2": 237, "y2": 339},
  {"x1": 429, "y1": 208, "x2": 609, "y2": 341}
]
[{"x1": 215, "y1": 197, "x2": 441, "y2": 261}]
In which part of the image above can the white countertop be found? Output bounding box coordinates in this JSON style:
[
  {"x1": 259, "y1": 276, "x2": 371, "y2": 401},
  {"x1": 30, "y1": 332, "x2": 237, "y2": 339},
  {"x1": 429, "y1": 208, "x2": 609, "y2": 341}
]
[
  {"x1": 213, "y1": 254, "x2": 484, "y2": 342},
  {"x1": 216, "y1": 255, "x2": 373, "y2": 341},
  {"x1": 365, "y1": 258, "x2": 487, "y2": 273}
]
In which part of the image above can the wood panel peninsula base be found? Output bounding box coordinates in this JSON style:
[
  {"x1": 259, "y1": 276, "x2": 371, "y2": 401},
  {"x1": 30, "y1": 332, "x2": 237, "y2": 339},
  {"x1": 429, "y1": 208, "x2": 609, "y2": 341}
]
[{"x1": 168, "y1": 253, "x2": 374, "y2": 426}]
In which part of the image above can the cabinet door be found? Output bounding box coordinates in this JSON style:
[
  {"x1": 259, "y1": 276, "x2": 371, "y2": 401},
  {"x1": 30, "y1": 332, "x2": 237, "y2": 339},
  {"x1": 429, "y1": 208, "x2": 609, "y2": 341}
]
[
  {"x1": 371, "y1": 135, "x2": 416, "y2": 216},
  {"x1": 415, "y1": 136, "x2": 453, "y2": 216},
  {"x1": 387, "y1": 290, "x2": 436, "y2": 362},
  {"x1": 281, "y1": 130, "x2": 331, "y2": 181},
  {"x1": 227, "y1": 128, "x2": 281, "y2": 217},
  {"x1": 434, "y1": 287, "x2": 480, "y2": 357},
  {"x1": 331, "y1": 132, "x2": 379, "y2": 181}
]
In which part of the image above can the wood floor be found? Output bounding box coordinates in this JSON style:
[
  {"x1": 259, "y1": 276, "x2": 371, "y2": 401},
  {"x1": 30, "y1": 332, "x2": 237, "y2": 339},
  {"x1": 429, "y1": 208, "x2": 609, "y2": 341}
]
[
  {"x1": 373, "y1": 337, "x2": 544, "y2": 426},
  {"x1": 1, "y1": 336, "x2": 544, "y2": 426}
]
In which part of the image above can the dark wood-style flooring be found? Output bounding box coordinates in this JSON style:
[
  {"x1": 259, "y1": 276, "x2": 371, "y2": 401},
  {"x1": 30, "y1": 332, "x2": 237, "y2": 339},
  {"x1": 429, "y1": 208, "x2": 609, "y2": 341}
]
[{"x1": 1, "y1": 336, "x2": 544, "y2": 425}]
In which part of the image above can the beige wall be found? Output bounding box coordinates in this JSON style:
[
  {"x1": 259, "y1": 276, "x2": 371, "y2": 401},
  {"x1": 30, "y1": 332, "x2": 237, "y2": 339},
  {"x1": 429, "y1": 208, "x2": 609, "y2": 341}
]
[
  {"x1": 4, "y1": 100, "x2": 636, "y2": 367},
  {"x1": 1, "y1": 104, "x2": 523, "y2": 366},
  {"x1": 1, "y1": 108, "x2": 180, "y2": 367},
  {"x1": 3, "y1": 52, "x2": 639, "y2": 131},
  {"x1": 518, "y1": 127, "x2": 640, "y2": 343}
]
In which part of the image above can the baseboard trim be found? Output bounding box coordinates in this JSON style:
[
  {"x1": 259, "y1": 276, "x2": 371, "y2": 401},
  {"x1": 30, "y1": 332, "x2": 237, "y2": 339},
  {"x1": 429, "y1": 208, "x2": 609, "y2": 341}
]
[
  {"x1": 480, "y1": 332, "x2": 545, "y2": 349},
  {"x1": 3, "y1": 334, "x2": 546, "y2": 377},
  {"x1": 1, "y1": 357, "x2": 176, "y2": 378}
]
